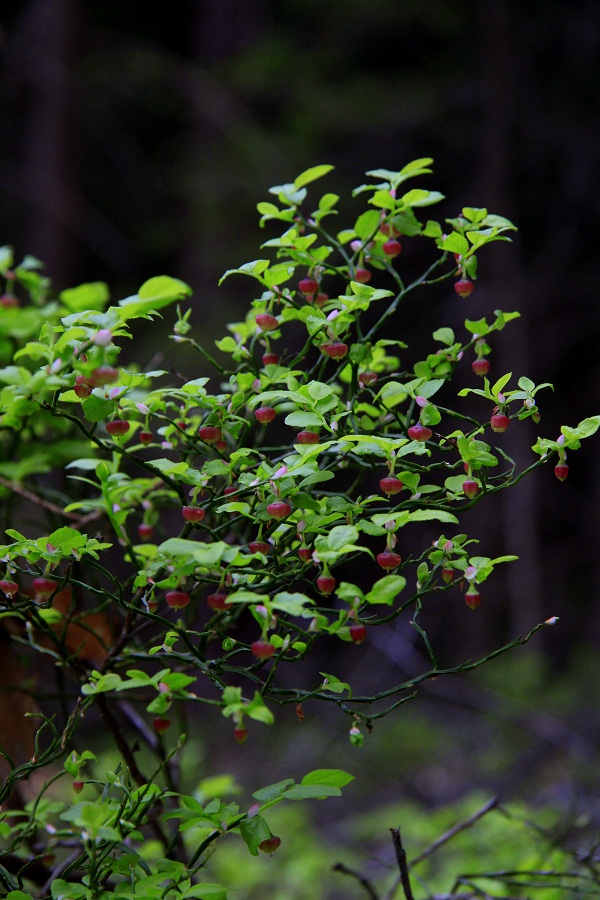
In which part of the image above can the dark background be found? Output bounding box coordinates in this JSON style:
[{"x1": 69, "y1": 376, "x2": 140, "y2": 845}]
[{"x1": 1, "y1": 0, "x2": 600, "y2": 863}]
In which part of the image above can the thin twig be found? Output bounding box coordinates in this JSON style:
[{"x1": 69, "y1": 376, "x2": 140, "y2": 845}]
[
  {"x1": 332, "y1": 862, "x2": 379, "y2": 899},
  {"x1": 410, "y1": 796, "x2": 499, "y2": 866},
  {"x1": 382, "y1": 798, "x2": 500, "y2": 900},
  {"x1": 0, "y1": 474, "x2": 103, "y2": 526},
  {"x1": 390, "y1": 828, "x2": 415, "y2": 900}
]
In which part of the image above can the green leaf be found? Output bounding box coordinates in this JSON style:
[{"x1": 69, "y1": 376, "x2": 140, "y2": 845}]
[
  {"x1": 116, "y1": 277, "x2": 191, "y2": 320},
  {"x1": 462, "y1": 207, "x2": 488, "y2": 223},
  {"x1": 364, "y1": 167, "x2": 400, "y2": 181},
  {"x1": 160, "y1": 672, "x2": 196, "y2": 692},
  {"x1": 226, "y1": 590, "x2": 265, "y2": 605},
  {"x1": 396, "y1": 157, "x2": 434, "y2": 182},
  {"x1": 263, "y1": 262, "x2": 295, "y2": 288},
  {"x1": 402, "y1": 188, "x2": 444, "y2": 207},
  {"x1": 52, "y1": 882, "x2": 88, "y2": 899},
  {"x1": 294, "y1": 164, "x2": 334, "y2": 190},
  {"x1": 318, "y1": 192, "x2": 339, "y2": 211},
  {"x1": 440, "y1": 233, "x2": 469, "y2": 256},
  {"x1": 256, "y1": 201, "x2": 281, "y2": 217},
  {"x1": 365, "y1": 575, "x2": 406, "y2": 605},
  {"x1": 219, "y1": 259, "x2": 270, "y2": 285},
  {"x1": 292, "y1": 491, "x2": 321, "y2": 513},
  {"x1": 412, "y1": 378, "x2": 446, "y2": 400},
  {"x1": 327, "y1": 525, "x2": 359, "y2": 552},
  {"x1": 59, "y1": 282, "x2": 109, "y2": 313},
  {"x1": 319, "y1": 672, "x2": 351, "y2": 694},
  {"x1": 306, "y1": 380, "x2": 335, "y2": 401},
  {"x1": 193, "y1": 542, "x2": 231, "y2": 567},
  {"x1": 283, "y1": 784, "x2": 342, "y2": 800},
  {"x1": 358, "y1": 519, "x2": 386, "y2": 536},
  {"x1": 138, "y1": 275, "x2": 192, "y2": 303},
  {"x1": 253, "y1": 779, "x2": 295, "y2": 803},
  {"x1": 81, "y1": 394, "x2": 115, "y2": 423},
  {"x1": 239, "y1": 814, "x2": 272, "y2": 855},
  {"x1": 420, "y1": 403, "x2": 441, "y2": 427},
  {"x1": 433, "y1": 327, "x2": 455, "y2": 346},
  {"x1": 467, "y1": 228, "x2": 511, "y2": 250},
  {"x1": 562, "y1": 416, "x2": 600, "y2": 443},
  {"x1": 215, "y1": 335, "x2": 238, "y2": 353},
  {"x1": 284, "y1": 411, "x2": 323, "y2": 428},
  {"x1": 269, "y1": 183, "x2": 307, "y2": 204},
  {"x1": 247, "y1": 691, "x2": 274, "y2": 724},
  {"x1": 407, "y1": 510, "x2": 459, "y2": 525},
  {"x1": 301, "y1": 769, "x2": 354, "y2": 788},
  {"x1": 491, "y1": 371, "x2": 512, "y2": 398},
  {"x1": 518, "y1": 376, "x2": 535, "y2": 392},
  {"x1": 81, "y1": 672, "x2": 122, "y2": 695},
  {"x1": 271, "y1": 592, "x2": 314, "y2": 615},
  {"x1": 369, "y1": 189, "x2": 395, "y2": 210},
  {"x1": 47, "y1": 526, "x2": 86, "y2": 550},
  {"x1": 158, "y1": 538, "x2": 203, "y2": 558},
  {"x1": 217, "y1": 500, "x2": 251, "y2": 516},
  {"x1": 0, "y1": 245, "x2": 14, "y2": 271},
  {"x1": 354, "y1": 209, "x2": 381, "y2": 240},
  {"x1": 183, "y1": 886, "x2": 228, "y2": 900}
]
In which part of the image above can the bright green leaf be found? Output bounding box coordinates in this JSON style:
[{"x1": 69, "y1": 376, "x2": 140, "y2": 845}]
[{"x1": 294, "y1": 164, "x2": 334, "y2": 190}]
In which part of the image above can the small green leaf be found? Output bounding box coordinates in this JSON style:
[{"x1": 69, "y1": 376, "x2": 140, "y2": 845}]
[
  {"x1": 59, "y1": 282, "x2": 109, "y2": 313},
  {"x1": 318, "y1": 192, "x2": 339, "y2": 211},
  {"x1": 562, "y1": 416, "x2": 600, "y2": 442},
  {"x1": 301, "y1": 769, "x2": 354, "y2": 788},
  {"x1": 407, "y1": 510, "x2": 459, "y2": 525},
  {"x1": 491, "y1": 372, "x2": 512, "y2": 398},
  {"x1": 158, "y1": 538, "x2": 204, "y2": 558},
  {"x1": 294, "y1": 164, "x2": 334, "y2": 190},
  {"x1": 219, "y1": 259, "x2": 270, "y2": 285},
  {"x1": 327, "y1": 525, "x2": 359, "y2": 552},
  {"x1": 283, "y1": 784, "x2": 342, "y2": 800},
  {"x1": 252, "y1": 779, "x2": 295, "y2": 803},
  {"x1": 271, "y1": 592, "x2": 314, "y2": 615},
  {"x1": 52, "y1": 882, "x2": 88, "y2": 899},
  {"x1": 239, "y1": 814, "x2": 272, "y2": 855},
  {"x1": 433, "y1": 327, "x2": 455, "y2": 346},
  {"x1": 319, "y1": 672, "x2": 351, "y2": 694},
  {"x1": 420, "y1": 403, "x2": 441, "y2": 427},
  {"x1": 402, "y1": 188, "x2": 444, "y2": 207},
  {"x1": 82, "y1": 395, "x2": 115, "y2": 423},
  {"x1": 354, "y1": 209, "x2": 381, "y2": 240},
  {"x1": 184, "y1": 885, "x2": 228, "y2": 900},
  {"x1": 284, "y1": 411, "x2": 323, "y2": 428},
  {"x1": 138, "y1": 275, "x2": 192, "y2": 303},
  {"x1": 365, "y1": 575, "x2": 406, "y2": 605},
  {"x1": 440, "y1": 233, "x2": 469, "y2": 255},
  {"x1": 257, "y1": 201, "x2": 281, "y2": 217}
]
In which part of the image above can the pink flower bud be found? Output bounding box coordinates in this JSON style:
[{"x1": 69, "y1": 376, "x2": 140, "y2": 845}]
[{"x1": 93, "y1": 329, "x2": 113, "y2": 347}]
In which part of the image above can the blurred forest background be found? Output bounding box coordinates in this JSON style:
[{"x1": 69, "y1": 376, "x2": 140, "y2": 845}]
[{"x1": 1, "y1": 0, "x2": 600, "y2": 893}]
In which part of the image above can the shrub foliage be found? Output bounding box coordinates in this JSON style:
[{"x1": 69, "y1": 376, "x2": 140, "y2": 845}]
[{"x1": 0, "y1": 160, "x2": 597, "y2": 898}]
